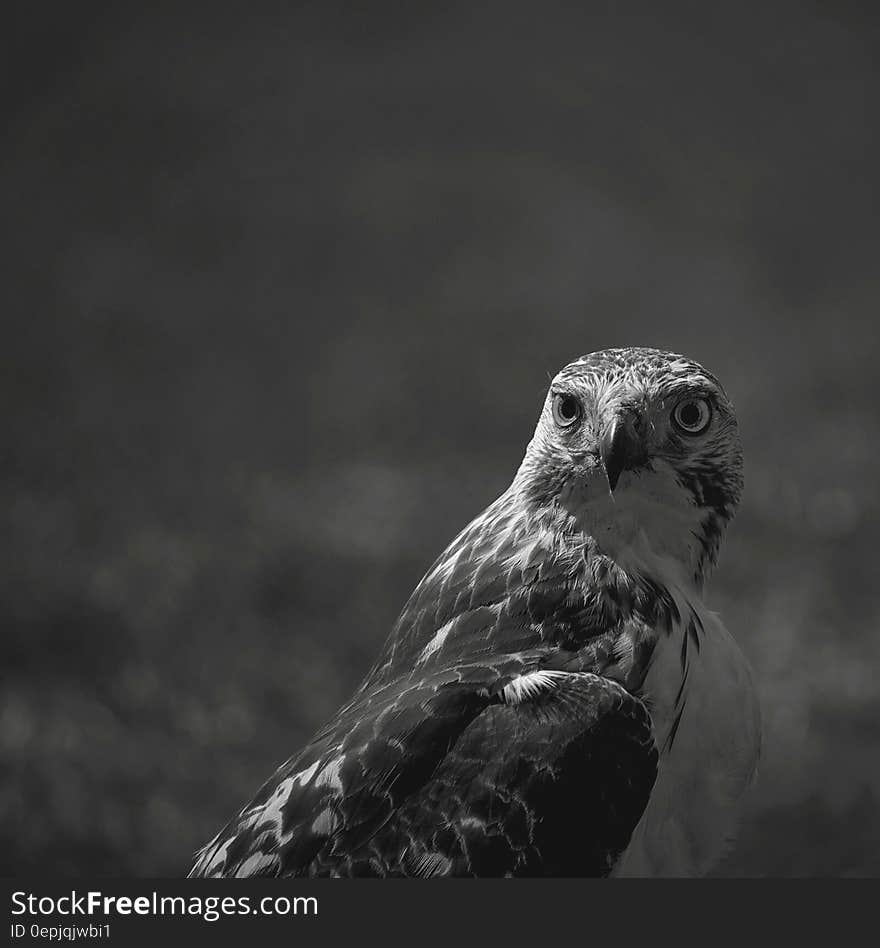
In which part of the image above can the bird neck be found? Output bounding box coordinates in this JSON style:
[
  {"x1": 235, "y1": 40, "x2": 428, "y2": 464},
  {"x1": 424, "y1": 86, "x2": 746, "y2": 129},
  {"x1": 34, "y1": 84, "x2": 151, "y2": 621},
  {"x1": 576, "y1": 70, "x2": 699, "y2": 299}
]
[{"x1": 368, "y1": 484, "x2": 708, "y2": 688}]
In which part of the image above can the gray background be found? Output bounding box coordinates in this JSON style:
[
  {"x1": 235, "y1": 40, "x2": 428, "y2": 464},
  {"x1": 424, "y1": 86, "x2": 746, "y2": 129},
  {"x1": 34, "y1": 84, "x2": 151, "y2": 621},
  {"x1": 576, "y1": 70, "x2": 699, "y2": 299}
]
[{"x1": 2, "y1": 3, "x2": 878, "y2": 875}]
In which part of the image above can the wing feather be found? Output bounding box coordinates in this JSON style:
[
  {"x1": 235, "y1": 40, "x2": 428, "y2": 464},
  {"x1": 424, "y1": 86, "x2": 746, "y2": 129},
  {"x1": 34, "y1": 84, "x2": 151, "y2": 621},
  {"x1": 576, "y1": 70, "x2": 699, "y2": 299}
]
[{"x1": 190, "y1": 665, "x2": 656, "y2": 877}]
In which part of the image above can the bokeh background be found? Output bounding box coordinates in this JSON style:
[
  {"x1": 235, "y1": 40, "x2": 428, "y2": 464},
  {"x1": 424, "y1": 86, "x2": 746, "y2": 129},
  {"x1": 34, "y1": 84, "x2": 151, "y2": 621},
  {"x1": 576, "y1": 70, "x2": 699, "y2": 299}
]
[{"x1": 2, "y1": 2, "x2": 878, "y2": 876}]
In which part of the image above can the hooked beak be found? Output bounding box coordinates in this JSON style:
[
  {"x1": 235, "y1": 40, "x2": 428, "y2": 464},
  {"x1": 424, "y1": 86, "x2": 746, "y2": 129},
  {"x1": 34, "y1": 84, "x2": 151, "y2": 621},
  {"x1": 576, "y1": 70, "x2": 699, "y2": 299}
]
[{"x1": 599, "y1": 412, "x2": 645, "y2": 493}]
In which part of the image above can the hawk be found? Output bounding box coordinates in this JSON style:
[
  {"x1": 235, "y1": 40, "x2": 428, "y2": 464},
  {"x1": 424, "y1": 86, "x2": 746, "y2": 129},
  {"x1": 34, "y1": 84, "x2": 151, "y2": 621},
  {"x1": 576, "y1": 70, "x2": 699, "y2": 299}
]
[{"x1": 190, "y1": 347, "x2": 760, "y2": 878}]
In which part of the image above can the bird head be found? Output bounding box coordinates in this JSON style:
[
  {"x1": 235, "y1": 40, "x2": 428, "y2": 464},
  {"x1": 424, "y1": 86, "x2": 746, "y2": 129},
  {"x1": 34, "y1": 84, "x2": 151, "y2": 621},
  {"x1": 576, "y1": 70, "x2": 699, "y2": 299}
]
[{"x1": 514, "y1": 348, "x2": 743, "y2": 585}]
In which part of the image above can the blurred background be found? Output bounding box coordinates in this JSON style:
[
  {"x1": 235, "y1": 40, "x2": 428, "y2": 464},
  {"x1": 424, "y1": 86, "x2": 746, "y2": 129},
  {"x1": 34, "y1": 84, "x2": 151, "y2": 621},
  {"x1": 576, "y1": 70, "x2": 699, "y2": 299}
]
[{"x1": 2, "y1": 2, "x2": 878, "y2": 876}]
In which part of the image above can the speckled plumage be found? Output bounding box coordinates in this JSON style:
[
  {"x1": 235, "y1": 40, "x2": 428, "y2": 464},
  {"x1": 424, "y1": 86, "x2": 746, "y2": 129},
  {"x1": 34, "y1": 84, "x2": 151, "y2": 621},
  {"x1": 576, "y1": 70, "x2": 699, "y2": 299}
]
[{"x1": 189, "y1": 347, "x2": 760, "y2": 878}]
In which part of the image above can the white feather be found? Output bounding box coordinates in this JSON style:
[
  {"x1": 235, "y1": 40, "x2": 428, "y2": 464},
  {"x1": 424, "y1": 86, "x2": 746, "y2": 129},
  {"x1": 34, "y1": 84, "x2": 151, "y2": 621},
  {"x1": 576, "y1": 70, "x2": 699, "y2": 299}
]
[
  {"x1": 615, "y1": 607, "x2": 761, "y2": 877},
  {"x1": 500, "y1": 670, "x2": 566, "y2": 705}
]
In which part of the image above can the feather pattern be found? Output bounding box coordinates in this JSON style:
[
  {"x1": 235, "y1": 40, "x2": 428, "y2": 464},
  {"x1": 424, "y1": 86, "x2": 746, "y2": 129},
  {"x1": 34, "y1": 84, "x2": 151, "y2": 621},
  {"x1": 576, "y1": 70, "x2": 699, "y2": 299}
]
[{"x1": 189, "y1": 348, "x2": 759, "y2": 878}]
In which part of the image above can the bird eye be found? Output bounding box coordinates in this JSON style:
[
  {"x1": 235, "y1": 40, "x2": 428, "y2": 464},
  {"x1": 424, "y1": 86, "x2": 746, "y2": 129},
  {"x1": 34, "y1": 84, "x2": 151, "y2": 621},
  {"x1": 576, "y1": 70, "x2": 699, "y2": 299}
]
[
  {"x1": 672, "y1": 397, "x2": 711, "y2": 435},
  {"x1": 552, "y1": 393, "x2": 582, "y2": 428}
]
